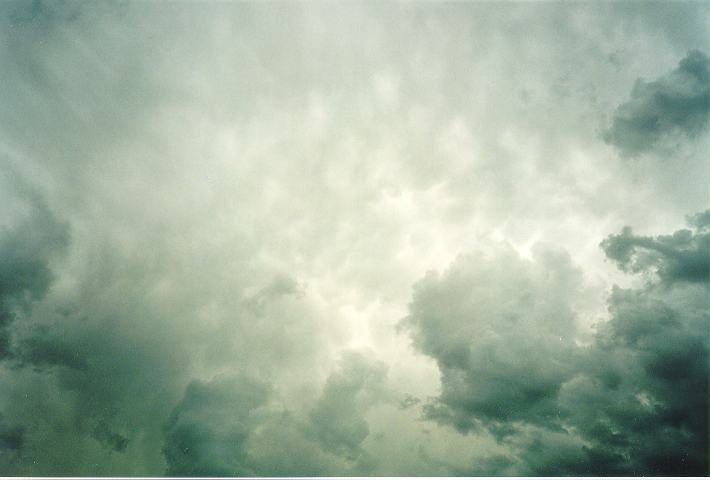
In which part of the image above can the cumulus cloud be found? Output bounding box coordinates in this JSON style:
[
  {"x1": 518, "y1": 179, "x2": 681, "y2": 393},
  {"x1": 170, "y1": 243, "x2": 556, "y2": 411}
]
[
  {"x1": 403, "y1": 246, "x2": 585, "y2": 434},
  {"x1": 403, "y1": 214, "x2": 709, "y2": 475},
  {"x1": 604, "y1": 50, "x2": 710, "y2": 156}
]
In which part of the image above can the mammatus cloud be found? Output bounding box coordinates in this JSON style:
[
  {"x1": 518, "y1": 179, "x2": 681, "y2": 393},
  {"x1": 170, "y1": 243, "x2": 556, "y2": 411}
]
[
  {"x1": 403, "y1": 213, "x2": 709, "y2": 475},
  {"x1": 604, "y1": 50, "x2": 710, "y2": 156}
]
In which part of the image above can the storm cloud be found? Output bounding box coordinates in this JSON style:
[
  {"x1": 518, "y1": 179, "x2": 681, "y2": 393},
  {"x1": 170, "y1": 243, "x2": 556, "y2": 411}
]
[
  {"x1": 163, "y1": 352, "x2": 387, "y2": 476},
  {"x1": 403, "y1": 215, "x2": 709, "y2": 475},
  {"x1": 0, "y1": 0, "x2": 708, "y2": 476},
  {"x1": 0, "y1": 177, "x2": 69, "y2": 360},
  {"x1": 604, "y1": 50, "x2": 710, "y2": 156},
  {"x1": 601, "y1": 211, "x2": 710, "y2": 284},
  {"x1": 403, "y1": 246, "x2": 585, "y2": 434}
]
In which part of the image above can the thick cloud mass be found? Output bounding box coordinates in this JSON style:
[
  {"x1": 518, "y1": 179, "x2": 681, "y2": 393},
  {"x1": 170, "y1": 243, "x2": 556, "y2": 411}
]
[
  {"x1": 403, "y1": 246, "x2": 584, "y2": 434},
  {"x1": 0, "y1": 0, "x2": 708, "y2": 476},
  {"x1": 604, "y1": 50, "x2": 710, "y2": 156},
  {"x1": 404, "y1": 217, "x2": 709, "y2": 475}
]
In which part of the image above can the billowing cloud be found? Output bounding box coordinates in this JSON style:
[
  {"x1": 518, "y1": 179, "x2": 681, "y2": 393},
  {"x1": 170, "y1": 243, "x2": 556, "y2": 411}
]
[
  {"x1": 604, "y1": 50, "x2": 710, "y2": 156},
  {"x1": 0, "y1": 0, "x2": 708, "y2": 476},
  {"x1": 403, "y1": 215, "x2": 709, "y2": 475},
  {"x1": 403, "y1": 245, "x2": 585, "y2": 434}
]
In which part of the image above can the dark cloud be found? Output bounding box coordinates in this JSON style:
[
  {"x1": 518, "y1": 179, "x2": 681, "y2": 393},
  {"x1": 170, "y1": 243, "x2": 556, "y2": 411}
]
[
  {"x1": 163, "y1": 375, "x2": 271, "y2": 476},
  {"x1": 560, "y1": 280, "x2": 708, "y2": 475},
  {"x1": 91, "y1": 420, "x2": 129, "y2": 453},
  {"x1": 0, "y1": 420, "x2": 23, "y2": 452},
  {"x1": 688, "y1": 209, "x2": 710, "y2": 230},
  {"x1": 404, "y1": 213, "x2": 709, "y2": 475},
  {"x1": 601, "y1": 212, "x2": 709, "y2": 283},
  {"x1": 604, "y1": 50, "x2": 710, "y2": 156},
  {"x1": 163, "y1": 352, "x2": 387, "y2": 476},
  {"x1": 0, "y1": 184, "x2": 69, "y2": 359},
  {"x1": 0, "y1": 0, "x2": 707, "y2": 475},
  {"x1": 402, "y1": 246, "x2": 584, "y2": 434},
  {"x1": 0, "y1": 415, "x2": 23, "y2": 471},
  {"x1": 14, "y1": 326, "x2": 87, "y2": 370}
]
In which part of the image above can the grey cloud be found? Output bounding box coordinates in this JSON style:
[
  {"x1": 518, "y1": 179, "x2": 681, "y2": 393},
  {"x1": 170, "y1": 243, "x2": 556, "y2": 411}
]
[
  {"x1": 604, "y1": 50, "x2": 710, "y2": 156},
  {"x1": 163, "y1": 375, "x2": 271, "y2": 476},
  {"x1": 91, "y1": 420, "x2": 129, "y2": 453},
  {"x1": 404, "y1": 212, "x2": 708, "y2": 475},
  {"x1": 0, "y1": 416, "x2": 23, "y2": 470},
  {"x1": 0, "y1": 184, "x2": 69, "y2": 359},
  {"x1": 0, "y1": 418, "x2": 23, "y2": 452},
  {"x1": 307, "y1": 352, "x2": 386, "y2": 459},
  {"x1": 0, "y1": 0, "x2": 708, "y2": 476},
  {"x1": 688, "y1": 209, "x2": 710, "y2": 230},
  {"x1": 403, "y1": 246, "x2": 584, "y2": 434},
  {"x1": 560, "y1": 281, "x2": 708, "y2": 475},
  {"x1": 601, "y1": 213, "x2": 709, "y2": 283},
  {"x1": 163, "y1": 352, "x2": 386, "y2": 476},
  {"x1": 16, "y1": 328, "x2": 88, "y2": 370}
]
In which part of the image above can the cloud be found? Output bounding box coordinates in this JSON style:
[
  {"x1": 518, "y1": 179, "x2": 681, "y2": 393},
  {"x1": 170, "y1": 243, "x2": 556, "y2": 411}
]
[
  {"x1": 0, "y1": 414, "x2": 23, "y2": 469},
  {"x1": 307, "y1": 351, "x2": 387, "y2": 459},
  {"x1": 601, "y1": 210, "x2": 709, "y2": 283},
  {"x1": 559, "y1": 277, "x2": 708, "y2": 474},
  {"x1": 0, "y1": 415, "x2": 23, "y2": 452},
  {"x1": 604, "y1": 50, "x2": 710, "y2": 156},
  {"x1": 15, "y1": 327, "x2": 88, "y2": 370},
  {"x1": 163, "y1": 351, "x2": 387, "y2": 476},
  {"x1": 0, "y1": 181, "x2": 69, "y2": 360},
  {"x1": 403, "y1": 213, "x2": 709, "y2": 475},
  {"x1": 402, "y1": 245, "x2": 585, "y2": 435},
  {"x1": 163, "y1": 374, "x2": 271, "y2": 476},
  {"x1": 0, "y1": 0, "x2": 708, "y2": 476},
  {"x1": 91, "y1": 420, "x2": 129, "y2": 453}
]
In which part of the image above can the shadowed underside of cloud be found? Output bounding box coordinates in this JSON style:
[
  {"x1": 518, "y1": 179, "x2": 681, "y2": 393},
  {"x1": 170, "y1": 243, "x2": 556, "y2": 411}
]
[
  {"x1": 403, "y1": 246, "x2": 583, "y2": 435},
  {"x1": 162, "y1": 352, "x2": 387, "y2": 476},
  {"x1": 403, "y1": 213, "x2": 709, "y2": 475},
  {"x1": 0, "y1": 183, "x2": 69, "y2": 360},
  {"x1": 601, "y1": 210, "x2": 710, "y2": 284},
  {"x1": 604, "y1": 50, "x2": 710, "y2": 156}
]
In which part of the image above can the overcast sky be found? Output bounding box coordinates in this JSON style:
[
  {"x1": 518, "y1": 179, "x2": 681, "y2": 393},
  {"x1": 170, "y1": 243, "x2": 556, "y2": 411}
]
[{"x1": 0, "y1": 1, "x2": 708, "y2": 476}]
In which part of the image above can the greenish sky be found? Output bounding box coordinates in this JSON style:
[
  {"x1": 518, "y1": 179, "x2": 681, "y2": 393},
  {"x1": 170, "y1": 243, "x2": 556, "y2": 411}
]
[{"x1": 0, "y1": 0, "x2": 708, "y2": 476}]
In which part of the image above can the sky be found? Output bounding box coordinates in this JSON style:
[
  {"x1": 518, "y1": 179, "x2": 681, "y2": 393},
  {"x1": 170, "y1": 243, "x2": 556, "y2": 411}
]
[{"x1": 0, "y1": 0, "x2": 708, "y2": 476}]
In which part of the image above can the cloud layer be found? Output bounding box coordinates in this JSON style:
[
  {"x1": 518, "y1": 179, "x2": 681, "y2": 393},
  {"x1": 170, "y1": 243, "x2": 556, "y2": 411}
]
[{"x1": 0, "y1": 1, "x2": 707, "y2": 476}]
